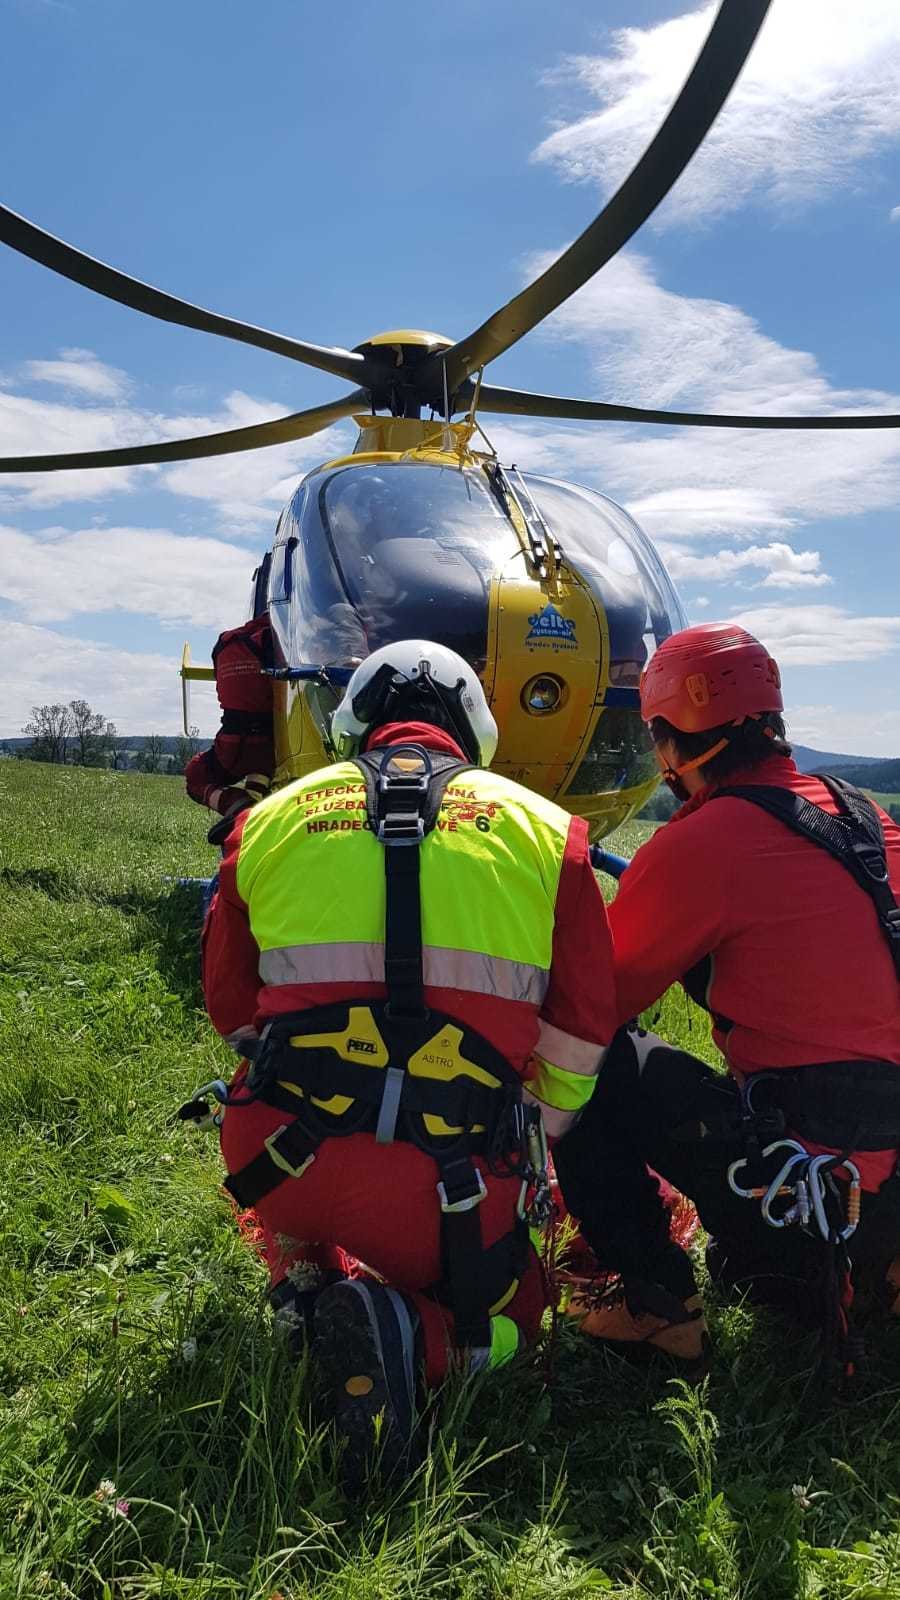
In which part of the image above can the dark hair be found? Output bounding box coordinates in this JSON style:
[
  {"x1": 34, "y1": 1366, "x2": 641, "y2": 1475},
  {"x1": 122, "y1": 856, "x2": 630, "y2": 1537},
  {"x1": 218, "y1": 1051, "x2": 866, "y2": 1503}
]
[{"x1": 648, "y1": 711, "x2": 791, "y2": 785}]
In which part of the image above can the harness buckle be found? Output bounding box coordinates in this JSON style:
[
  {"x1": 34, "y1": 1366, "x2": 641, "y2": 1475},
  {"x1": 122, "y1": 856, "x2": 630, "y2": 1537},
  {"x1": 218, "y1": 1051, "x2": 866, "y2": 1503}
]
[
  {"x1": 263, "y1": 1125, "x2": 316, "y2": 1180},
  {"x1": 378, "y1": 811, "x2": 425, "y2": 845},
  {"x1": 852, "y1": 841, "x2": 890, "y2": 884},
  {"x1": 437, "y1": 1168, "x2": 487, "y2": 1213}
]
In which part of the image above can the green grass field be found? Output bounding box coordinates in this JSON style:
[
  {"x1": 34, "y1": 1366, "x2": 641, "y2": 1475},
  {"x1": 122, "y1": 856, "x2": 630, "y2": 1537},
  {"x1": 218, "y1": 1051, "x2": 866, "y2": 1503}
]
[
  {"x1": 865, "y1": 792, "x2": 900, "y2": 817},
  {"x1": 2, "y1": 760, "x2": 899, "y2": 1600}
]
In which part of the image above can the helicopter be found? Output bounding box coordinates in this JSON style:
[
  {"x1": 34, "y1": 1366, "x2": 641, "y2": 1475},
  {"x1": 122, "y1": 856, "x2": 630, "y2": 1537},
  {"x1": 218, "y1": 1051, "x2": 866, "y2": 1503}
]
[{"x1": 3, "y1": 0, "x2": 899, "y2": 837}]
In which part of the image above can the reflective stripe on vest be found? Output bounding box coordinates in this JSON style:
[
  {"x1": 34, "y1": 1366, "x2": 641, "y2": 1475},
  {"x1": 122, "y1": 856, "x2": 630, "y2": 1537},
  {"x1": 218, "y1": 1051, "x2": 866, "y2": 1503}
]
[
  {"x1": 259, "y1": 941, "x2": 550, "y2": 1005},
  {"x1": 236, "y1": 759, "x2": 572, "y2": 998}
]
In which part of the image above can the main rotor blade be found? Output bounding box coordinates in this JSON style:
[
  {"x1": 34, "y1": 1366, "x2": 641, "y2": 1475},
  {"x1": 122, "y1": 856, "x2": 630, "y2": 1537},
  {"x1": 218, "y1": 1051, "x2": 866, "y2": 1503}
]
[
  {"x1": 433, "y1": 0, "x2": 772, "y2": 396},
  {"x1": 0, "y1": 205, "x2": 376, "y2": 386},
  {"x1": 0, "y1": 389, "x2": 367, "y2": 472},
  {"x1": 476, "y1": 383, "x2": 900, "y2": 430}
]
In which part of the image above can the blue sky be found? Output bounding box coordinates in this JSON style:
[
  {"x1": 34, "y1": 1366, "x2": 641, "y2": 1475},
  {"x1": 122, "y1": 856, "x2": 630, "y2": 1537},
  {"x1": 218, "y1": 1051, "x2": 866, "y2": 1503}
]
[{"x1": 2, "y1": 0, "x2": 899, "y2": 751}]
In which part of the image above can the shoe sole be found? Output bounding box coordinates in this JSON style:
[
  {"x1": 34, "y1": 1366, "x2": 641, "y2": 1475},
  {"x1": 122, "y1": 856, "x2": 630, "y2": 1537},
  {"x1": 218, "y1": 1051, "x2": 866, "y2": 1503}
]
[
  {"x1": 582, "y1": 1328, "x2": 711, "y2": 1382},
  {"x1": 313, "y1": 1281, "x2": 415, "y2": 1489}
]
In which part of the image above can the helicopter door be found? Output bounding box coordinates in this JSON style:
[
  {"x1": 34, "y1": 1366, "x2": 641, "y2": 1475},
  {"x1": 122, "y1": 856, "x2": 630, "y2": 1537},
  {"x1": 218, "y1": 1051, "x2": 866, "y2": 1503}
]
[{"x1": 483, "y1": 566, "x2": 607, "y2": 801}]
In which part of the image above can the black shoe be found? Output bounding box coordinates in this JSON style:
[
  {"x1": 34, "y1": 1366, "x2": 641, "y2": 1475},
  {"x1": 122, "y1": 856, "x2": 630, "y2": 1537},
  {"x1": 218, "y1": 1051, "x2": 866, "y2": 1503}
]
[
  {"x1": 269, "y1": 1267, "x2": 345, "y2": 1353},
  {"x1": 313, "y1": 1279, "x2": 421, "y2": 1491}
]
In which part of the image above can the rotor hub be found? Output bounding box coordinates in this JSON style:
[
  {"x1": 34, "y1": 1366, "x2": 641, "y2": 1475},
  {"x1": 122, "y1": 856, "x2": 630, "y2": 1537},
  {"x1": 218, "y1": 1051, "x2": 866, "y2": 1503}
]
[{"x1": 352, "y1": 330, "x2": 455, "y2": 417}]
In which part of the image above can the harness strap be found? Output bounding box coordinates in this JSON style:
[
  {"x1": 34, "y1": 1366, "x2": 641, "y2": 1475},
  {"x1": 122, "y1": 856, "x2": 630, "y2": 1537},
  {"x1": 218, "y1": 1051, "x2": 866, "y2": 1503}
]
[
  {"x1": 437, "y1": 1155, "x2": 492, "y2": 1349},
  {"x1": 225, "y1": 1119, "x2": 318, "y2": 1209},
  {"x1": 712, "y1": 778, "x2": 900, "y2": 979},
  {"x1": 220, "y1": 708, "x2": 273, "y2": 736},
  {"x1": 354, "y1": 746, "x2": 471, "y2": 1019}
]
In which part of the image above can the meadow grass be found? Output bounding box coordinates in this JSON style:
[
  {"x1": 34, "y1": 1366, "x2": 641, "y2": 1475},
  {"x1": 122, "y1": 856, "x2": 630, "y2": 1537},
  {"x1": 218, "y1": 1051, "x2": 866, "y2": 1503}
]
[{"x1": 1, "y1": 760, "x2": 899, "y2": 1599}]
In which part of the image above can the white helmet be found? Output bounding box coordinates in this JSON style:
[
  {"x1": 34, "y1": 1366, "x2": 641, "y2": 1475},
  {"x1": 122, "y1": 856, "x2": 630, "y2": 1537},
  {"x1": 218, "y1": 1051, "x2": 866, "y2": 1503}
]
[{"x1": 331, "y1": 639, "x2": 498, "y2": 767}]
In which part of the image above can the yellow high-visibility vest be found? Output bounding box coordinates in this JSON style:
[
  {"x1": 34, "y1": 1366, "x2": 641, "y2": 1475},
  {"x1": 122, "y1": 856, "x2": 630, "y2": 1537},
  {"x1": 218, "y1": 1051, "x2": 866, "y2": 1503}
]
[{"x1": 234, "y1": 754, "x2": 603, "y2": 1120}]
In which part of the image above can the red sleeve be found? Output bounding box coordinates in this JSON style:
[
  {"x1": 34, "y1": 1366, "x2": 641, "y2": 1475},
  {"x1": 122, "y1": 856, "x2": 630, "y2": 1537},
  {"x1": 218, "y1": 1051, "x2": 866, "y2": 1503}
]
[
  {"x1": 609, "y1": 813, "x2": 729, "y2": 1025},
  {"x1": 542, "y1": 815, "x2": 617, "y2": 1046},
  {"x1": 201, "y1": 809, "x2": 262, "y2": 1039},
  {"x1": 185, "y1": 748, "x2": 215, "y2": 807}
]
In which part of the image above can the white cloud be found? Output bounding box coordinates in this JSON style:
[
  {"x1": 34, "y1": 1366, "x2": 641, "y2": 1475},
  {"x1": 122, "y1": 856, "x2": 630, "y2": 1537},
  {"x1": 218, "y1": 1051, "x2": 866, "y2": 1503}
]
[
  {"x1": 658, "y1": 540, "x2": 830, "y2": 589},
  {"x1": 533, "y1": 248, "x2": 898, "y2": 417},
  {"x1": 159, "y1": 397, "x2": 353, "y2": 532},
  {"x1": 482, "y1": 248, "x2": 900, "y2": 555},
  {"x1": 23, "y1": 348, "x2": 131, "y2": 401},
  {"x1": 0, "y1": 525, "x2": 251, "y2": 626},
  {"x1": 889, "y1": 205, "x2": 900, "y2": 223},
  {"x1": 787, "y1": 703, "x2": 900, "y2": 758},
  {"x1": 0, "y1": 620, "x2": 220, "y2": 738},
  {"x1": 0, "y1": 365, "x2": 352, "y2": 525},
  {"x1": 535, "y1": 1, "x2": 900, "y2": 224},
  {"x1": 731, "y1": 604, "x2": 900, "y2": 665},
  {"x1": 0, "y1": 386, "x2": 157, "y2": 507}
]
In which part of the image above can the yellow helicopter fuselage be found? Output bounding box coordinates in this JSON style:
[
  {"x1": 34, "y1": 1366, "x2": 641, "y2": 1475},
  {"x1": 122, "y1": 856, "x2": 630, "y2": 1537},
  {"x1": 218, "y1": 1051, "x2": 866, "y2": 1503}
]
[{"x1": 252, "y1": 407, "x2": 684, "y2": 838}]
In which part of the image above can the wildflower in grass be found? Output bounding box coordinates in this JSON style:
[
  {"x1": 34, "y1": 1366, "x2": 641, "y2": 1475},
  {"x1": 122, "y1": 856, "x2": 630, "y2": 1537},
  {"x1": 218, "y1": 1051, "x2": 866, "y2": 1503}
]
[
  {"x1": 94, "y1": 1479, "x2": 117, "y2": 1502},
  {"x1": 114, "y1": 1499, "x2": 131, "y2": 1519},
  {"x1": 286, "y1": 1259, "x2": 323, "y2": 1292},
  {"x1": 273, "y1": 1305, "x2": 304, "y2": 1337},
  {"x1": 181, "y1": 1337, "x2": 197, "y2": 1363}
]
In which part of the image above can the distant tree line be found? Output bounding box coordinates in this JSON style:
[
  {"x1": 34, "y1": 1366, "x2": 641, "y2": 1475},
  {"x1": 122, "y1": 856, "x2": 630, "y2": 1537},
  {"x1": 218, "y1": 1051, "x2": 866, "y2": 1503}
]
[
  {"x1": 816, "y1": 758, "x2": 900, "y2": 793},
  {"x1": 15, "y1": 702, "x2": 201, "y2": 775}
]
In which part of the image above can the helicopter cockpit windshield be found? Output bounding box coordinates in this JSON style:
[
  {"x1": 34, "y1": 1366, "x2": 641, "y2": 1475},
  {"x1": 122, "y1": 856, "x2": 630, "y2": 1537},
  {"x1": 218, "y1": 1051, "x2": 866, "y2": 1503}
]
[{"x1": 270, "y1": 461, "x2": 520, "y2": 676}]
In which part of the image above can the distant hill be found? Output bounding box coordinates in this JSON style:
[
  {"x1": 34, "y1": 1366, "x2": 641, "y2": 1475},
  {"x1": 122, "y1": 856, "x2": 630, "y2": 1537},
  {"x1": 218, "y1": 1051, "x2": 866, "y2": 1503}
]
[
  {"x1": 817, "y1": 759, "x2": 900, "y2": 792},
  {"x1": 2, "y1": 734, "x2": 188, "y2": 753},
  {"x1": 791, "y1": 744, "x2": 883, "y2": 772}
]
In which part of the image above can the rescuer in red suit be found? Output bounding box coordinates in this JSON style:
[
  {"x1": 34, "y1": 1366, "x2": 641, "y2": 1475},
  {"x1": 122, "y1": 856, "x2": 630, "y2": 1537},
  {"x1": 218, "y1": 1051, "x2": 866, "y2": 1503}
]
[
  {"x1": 554, "y1": 622, "x2": 900, "y2": 1377},
  {"x1": 200, "y1": 639, "x2": 617, "y2": 1483},
  {"x1": 184, "y1": 614, "x2": 276, "y2": 835}
]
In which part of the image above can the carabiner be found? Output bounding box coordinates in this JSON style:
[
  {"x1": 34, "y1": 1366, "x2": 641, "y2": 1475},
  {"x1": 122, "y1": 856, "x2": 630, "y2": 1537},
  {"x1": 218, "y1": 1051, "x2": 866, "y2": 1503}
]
[
  {"x1": 761, "y1": 1148, "x2": 811, "y2": 1228},
  {"x1": 807, "y1": 1155, "x2": 862, "y2": 1243},
  {"x1": 728, "y1": 1138, "x2": 807, "y2": 1200}
]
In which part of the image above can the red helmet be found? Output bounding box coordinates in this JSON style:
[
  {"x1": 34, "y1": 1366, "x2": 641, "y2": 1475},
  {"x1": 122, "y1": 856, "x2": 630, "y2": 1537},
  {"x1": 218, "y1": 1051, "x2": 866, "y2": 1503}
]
[{"x1": 640, "y1": 622, "x2": 783, "y2": 733}]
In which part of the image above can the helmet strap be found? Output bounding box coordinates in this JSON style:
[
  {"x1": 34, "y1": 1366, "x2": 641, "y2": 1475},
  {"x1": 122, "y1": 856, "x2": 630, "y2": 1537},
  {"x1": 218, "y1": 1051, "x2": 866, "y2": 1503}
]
[{"x1": 655, "y1": 735, "x2": 730, "y2": 800}]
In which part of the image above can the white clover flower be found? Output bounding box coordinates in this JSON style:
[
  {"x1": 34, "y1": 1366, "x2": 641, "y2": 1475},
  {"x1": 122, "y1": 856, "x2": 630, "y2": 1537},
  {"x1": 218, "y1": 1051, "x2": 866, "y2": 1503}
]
[
  {"x1": 181, "y1": 1338, "x2": 197, "y2": 1364},
  {"x1": 286, "y1": 1261, "x2": 323, "y2": 1292},
  {"x1": 273, "y1": 1306, "x2": 304, "y2": 1336}
]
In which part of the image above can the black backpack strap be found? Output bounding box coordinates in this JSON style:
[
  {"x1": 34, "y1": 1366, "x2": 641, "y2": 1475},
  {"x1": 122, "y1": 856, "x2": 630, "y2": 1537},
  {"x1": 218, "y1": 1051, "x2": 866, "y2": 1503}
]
[
  {"x1": 712, "y1": 780, "x2": 900, "y2": 980},
  {"x1": 354, "y1": 746, "x2": 471, "y2": 1021},
  {"x1": 355, "y1": 745, "x2": 492, "y2": 1347}
]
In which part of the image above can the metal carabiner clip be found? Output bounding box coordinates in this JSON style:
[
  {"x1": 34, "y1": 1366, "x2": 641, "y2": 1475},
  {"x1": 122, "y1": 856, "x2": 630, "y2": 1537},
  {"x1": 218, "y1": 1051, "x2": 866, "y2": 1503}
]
[
  {"x1": 727, "y1": 1138, "x2": 807, "y2": 1200},
  {"x1": 760, "y1": 1148, "x2": 811, "y2": 1229},
  {"x1": 807, "y1": 1155, "x2": 862, "y2": 1243}
]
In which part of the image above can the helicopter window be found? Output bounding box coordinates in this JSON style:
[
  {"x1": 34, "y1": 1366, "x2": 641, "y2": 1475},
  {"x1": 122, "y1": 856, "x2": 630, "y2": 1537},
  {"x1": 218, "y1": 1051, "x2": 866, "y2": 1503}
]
[
  {"x1": 568, "y1": 706, "x2": 659, "y2": 798},
  {"x1": 521, "y1": 474, "x2": 687, "y2": 686},
  {"x1": 286, "y1": 462, "x2": 517, "y2": 673}
]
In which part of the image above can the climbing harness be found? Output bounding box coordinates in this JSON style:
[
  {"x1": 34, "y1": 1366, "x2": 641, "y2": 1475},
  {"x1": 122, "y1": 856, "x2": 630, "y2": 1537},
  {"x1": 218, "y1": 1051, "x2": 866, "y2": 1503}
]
[{"x1": 180, "y1": 743, "x2": 554, "y2": 1350}]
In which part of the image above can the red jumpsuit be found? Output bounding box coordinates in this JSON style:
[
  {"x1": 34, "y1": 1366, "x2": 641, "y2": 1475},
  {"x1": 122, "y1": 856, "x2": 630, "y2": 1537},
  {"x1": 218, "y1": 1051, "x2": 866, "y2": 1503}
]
[
  {"x1": 610, "y1": 754, "x2": 900, "y2": 1189},
  {"x1": 202, "y1": 722, "x2": 617, "y2": 1380},
  {"x1": 185, "y1": 615, "x2": 276, "y2": 818}
]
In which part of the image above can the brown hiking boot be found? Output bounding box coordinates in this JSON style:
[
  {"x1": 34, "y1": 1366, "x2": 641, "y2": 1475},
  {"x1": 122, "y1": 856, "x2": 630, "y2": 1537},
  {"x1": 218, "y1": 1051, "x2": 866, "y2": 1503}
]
[{"x1": 567, "y1": 1277, "x2": 709, "y2": 1374}]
